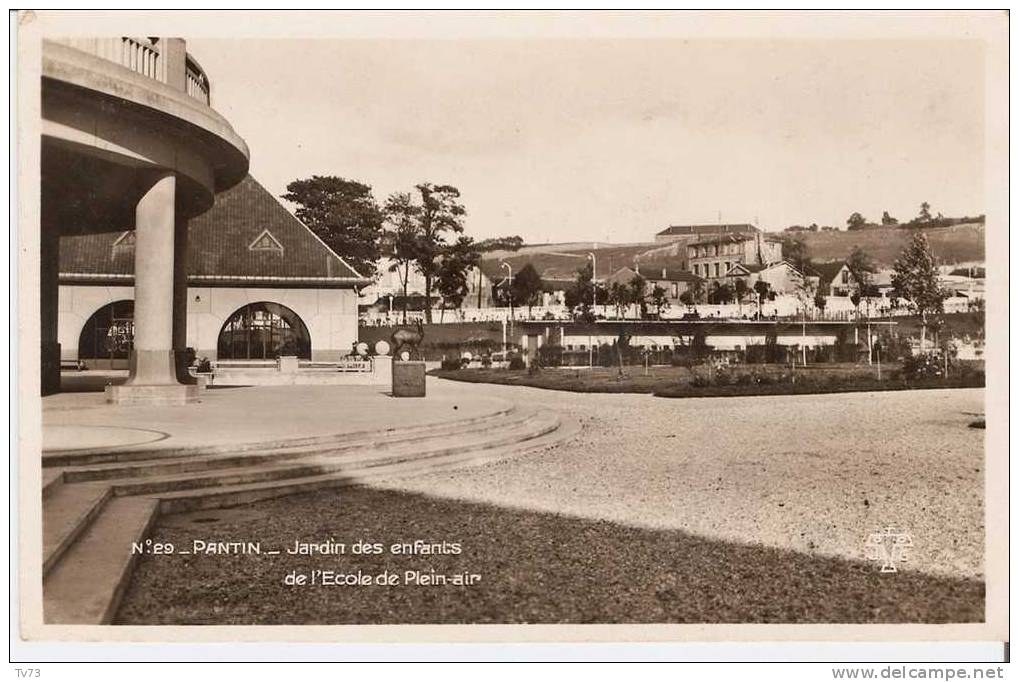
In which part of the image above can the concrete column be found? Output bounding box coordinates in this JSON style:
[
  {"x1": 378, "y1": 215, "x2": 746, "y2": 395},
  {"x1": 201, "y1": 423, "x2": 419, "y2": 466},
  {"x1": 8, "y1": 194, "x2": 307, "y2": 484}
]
[
  {"x1": 106, "y1": 172, "x2": 197, "y2": 404},
  {"x1": 40, "y1": 218, "x2": 61, "y2": 396}
]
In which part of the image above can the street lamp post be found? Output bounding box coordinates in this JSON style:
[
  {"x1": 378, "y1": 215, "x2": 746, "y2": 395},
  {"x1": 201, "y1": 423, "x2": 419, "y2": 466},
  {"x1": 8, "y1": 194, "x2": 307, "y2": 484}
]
[{"x1": 588, "y1": 252, "x2": 597, "y2": 314}]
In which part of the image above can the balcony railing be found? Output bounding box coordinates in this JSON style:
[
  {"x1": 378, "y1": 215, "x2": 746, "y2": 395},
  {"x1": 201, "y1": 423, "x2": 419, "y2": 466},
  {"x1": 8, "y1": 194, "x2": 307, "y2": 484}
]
[{"x1": 52, "y1": 36, "x2": 212, "y2": 106}]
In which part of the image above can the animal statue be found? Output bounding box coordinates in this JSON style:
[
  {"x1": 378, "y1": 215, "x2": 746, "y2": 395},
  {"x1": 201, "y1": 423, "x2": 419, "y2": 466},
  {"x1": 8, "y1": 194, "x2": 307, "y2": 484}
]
[{"x1": 390, "y1": 319, "x2": 425, "y2": 360}]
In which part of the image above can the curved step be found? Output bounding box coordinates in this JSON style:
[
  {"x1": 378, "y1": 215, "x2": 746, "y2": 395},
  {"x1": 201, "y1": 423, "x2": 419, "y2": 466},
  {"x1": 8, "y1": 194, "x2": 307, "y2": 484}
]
[
  {"x1": 155, "y1": 414, "x2": 574, "y2": 513},
  {"x1": 43, "y1": 403, "x2": 517, "y2": 467},
  {"x1": 107, "y1": 413, "x2": 561, "y2": 497},
  {"x1": 61, "y1": 406, "x2": 540, "y2": 483}
]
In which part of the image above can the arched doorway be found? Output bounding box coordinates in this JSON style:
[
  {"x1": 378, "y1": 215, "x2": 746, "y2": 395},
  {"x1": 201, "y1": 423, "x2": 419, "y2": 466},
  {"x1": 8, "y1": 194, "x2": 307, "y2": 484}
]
[
  {"x1": 217, "y1": 302, "x2": 311, "y2": 360},
  {"x1": 78, "y1": 300, "x2": 135, "y2": 369}
]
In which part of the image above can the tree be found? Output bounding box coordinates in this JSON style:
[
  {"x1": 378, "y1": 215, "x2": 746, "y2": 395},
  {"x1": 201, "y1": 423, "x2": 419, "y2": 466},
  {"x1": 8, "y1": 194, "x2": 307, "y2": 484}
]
[
  {"x1": 881, "y1": 211, "x2": 898, "y2": 226},
  {"x1": 628, "y1": 274, "x2": 647, "y2": 319},
  {"x1": 753, "y1": 280, "x2": 771, "y2": 317},
  {"x1": 607, "y1": 281, "x2": 629, "y2": 319},
  {"x1": 678, "y1": 290, "x2": 695, "y2": 308},
  {"x1": 846, "y1": 212, "x2": 867, "y2": 231},
  {"x1": 650, "y1": 285, "x2": 670, "y2": 318},
  {"x1": 411, "y1": 183, "x2": 467, "y2": 323},
  {"x1": 847, "y1": 246, "x2": 877, "y2": 317},
  {"x1": 382, "y1": 192, "x2": 421, "y2": 324},
  {"x1": 814, "y1": 292, "x2": 828, "y2": 316},
  {"x1": 436, "y1": 236, "x2": 480, "y2": 321},
  {"x1": 688, "y1": 278, "x2": 706, "y2": 305},
  {"x1": 282, "y1": 176, "x2": 385, "y2": 279},
  {"x1": 917, "y1": 201, "x2": 932, "y2": 223},
  {"x1": 709, "y1": 281, "x2": 734, "y2": 304},
  {"x1": 733, "y1": 278, "x2": 749, "y2": 315},
  {"x1": 567, "y1": 262, "x2": 596, "y2": 322},
  {"x1": 511, "y1": 262, "x2": 544, "y2": 317},
  {"x1": 891, "y1": 231, "x2": 947, "y2": 348},
  {"x1": 783, "y1": 237, "x2": 812, "y2": 274}
]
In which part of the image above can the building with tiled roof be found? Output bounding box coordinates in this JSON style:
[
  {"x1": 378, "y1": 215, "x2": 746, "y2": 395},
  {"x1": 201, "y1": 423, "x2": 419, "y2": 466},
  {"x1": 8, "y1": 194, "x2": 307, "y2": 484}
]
[
  {"x1": 654, "y1": 223, "x2": 759, "y2": 245},
  {"x1": 58, "y1": 175, "x2": 369, "y2": 367}
]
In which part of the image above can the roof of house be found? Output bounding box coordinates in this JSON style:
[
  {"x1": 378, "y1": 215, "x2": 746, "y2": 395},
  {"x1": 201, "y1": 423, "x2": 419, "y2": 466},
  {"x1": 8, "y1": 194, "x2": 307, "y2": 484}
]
[
  {"x1": 642, "y1": 267, "x2": 702, "y2": 282},
  {"x1": 59, "y1": 175, "x2": 369, "y2": 288},
  {"x1": 807, "y1": 261, "x2": 850, "y2": 284},
  {"x1": 657, "y1": 223, "x2": 759, "y2": 237}
]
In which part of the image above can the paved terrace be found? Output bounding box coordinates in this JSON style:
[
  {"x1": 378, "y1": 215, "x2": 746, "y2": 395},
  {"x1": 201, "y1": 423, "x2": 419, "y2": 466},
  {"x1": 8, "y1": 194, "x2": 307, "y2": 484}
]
[{"x1": 43, "y1": 374, "x2": 507, "y2": 455}]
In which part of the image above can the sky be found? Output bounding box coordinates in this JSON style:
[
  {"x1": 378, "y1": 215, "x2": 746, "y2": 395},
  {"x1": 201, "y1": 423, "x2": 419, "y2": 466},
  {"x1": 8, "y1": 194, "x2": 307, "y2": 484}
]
[{"x1": 188, "y1": 37, "x2": 985, "y2": 244}]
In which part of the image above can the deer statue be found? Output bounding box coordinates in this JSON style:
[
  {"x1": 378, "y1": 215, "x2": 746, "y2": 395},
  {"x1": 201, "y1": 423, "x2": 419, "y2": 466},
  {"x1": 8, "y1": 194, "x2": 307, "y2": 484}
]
[{"x1": 390, "y1": 318, "x2": 425, "y2": 360}]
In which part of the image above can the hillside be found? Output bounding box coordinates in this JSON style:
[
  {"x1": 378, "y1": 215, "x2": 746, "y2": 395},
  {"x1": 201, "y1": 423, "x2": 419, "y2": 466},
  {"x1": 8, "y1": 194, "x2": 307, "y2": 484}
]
[{"x1": 783, "y1": 223, "x2": 985, "y2": 266}]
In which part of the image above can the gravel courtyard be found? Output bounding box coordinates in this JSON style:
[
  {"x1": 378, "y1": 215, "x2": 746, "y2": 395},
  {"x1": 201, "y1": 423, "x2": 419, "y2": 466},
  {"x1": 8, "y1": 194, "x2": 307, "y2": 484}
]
[
  {"x1": 118, "y1": 381, "x2": 985, "y2": 624},
  {"x1": 381, "y1": 381, "x2": 985, "y2": 580}
]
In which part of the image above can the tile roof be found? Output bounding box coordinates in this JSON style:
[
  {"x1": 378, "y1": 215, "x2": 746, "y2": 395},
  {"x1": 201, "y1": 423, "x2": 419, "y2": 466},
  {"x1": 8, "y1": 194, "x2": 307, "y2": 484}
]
[
  {"x1": 657, "y1": 223, "x2": 759, "y2": 237},
  {"x1": 59, "y1": 175, "x2": 368, "y2": 287}
]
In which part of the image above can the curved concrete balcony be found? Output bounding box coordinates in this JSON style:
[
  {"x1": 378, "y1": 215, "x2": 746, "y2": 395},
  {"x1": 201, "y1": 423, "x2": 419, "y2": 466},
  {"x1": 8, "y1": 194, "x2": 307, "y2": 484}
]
[{"x1": 42, "y1": 37, "x2": 249, "y2": 222}]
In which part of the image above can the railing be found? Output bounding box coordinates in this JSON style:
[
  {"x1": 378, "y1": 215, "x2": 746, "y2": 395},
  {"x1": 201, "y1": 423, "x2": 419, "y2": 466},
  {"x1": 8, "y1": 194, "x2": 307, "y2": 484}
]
[
  {"x1": 298, "y1": 359, "x2": 374, "y2": 373},
  {"x1": 185, "y1": 55, "x2": 211, "y2": 105},
  {"x1": 52, "y1": 36, "x2": 212, "y2": 106}
]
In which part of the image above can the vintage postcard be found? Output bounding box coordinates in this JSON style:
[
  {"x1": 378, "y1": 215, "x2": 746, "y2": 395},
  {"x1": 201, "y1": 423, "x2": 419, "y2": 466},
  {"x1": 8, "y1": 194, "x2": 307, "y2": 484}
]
[{"x1": 11, "y1": 9, "x2": 1009, "y2": 661}]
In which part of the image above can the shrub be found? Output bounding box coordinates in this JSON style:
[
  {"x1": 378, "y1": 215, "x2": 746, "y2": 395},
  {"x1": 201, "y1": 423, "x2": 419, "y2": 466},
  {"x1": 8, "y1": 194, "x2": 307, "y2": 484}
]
[
  {"x1": 440, "y1": 357, "x2": 467, "y2": 370},
  {"x1": 537, "y1": 344, "x2": 564, "y2": 368},
  {"x1": 901, "y1": 351, "x2": 946, "y2": 380},
  {"x1": 690, "y1": 373, "x2": 711, "y2": 388},
  {"x1": 735, "y1": 372, "x2": 754, "y2": 385},
  {"x1": 508, "y1": 356, "x2": 526, "y2": 370}
]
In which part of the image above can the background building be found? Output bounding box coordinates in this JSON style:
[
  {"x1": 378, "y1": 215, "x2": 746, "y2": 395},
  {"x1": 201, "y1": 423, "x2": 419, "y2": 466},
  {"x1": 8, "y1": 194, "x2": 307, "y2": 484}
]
[{"x1": 58, "y1": 175, "x2": 367, "y2": 367}]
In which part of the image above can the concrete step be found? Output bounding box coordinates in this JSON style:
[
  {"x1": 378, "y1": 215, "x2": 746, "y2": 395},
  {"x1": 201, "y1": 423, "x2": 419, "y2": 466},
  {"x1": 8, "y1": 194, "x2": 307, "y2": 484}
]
[
  {"x1": 61, "y1": 406, "x2": 539, "y2": 483},
  {"x1": 42, "y1": 482, "x2": 112, "y2": 577},
  {"x1": 42, "y1": 469, "x2": 64, "y2": 498},
  {"x1": 156, "y1": 414, "x2": 569, "y2": 513},
  {"x1": 43, "y1": 496, "x2": 159, "y2": 624},
  {"x1": 109, "y1": 414, "x2": 561, "y2": 497},
  {"x1": 42, "y1": 404, "x2": 517, "y2": 468}
]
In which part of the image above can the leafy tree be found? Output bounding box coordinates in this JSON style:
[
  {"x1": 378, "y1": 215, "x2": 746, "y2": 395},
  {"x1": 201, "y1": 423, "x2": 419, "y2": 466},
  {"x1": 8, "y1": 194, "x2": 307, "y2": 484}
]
[
  {"x1": 847, "y1": 246, "x2": 877, "y2": 316},
  {"x1": 814, "y1": 292, "x2": 828, "y2": 315},
  {"x1": 411, "y1": 183, "x2": 467, "y2": 323},
  {"x1": 678, "y1": 290, "x2": 695, "y2": 307},
  {"x1": 607, "y1": 281, "x2": 630, "y2": 319},
  {"x1": 709, "y1": 281, "x2": 734, "y2": 304},
  {"x1": 917, "y1": 201, "x2": 932, "y2": 223},
  {"x1": 733, "y1": 278, "x2": 749, "y2": 315},
  {"x1": 567, "y1": 262, "x2": 596, "y2": 322},
  {"x1": 650, "y1": 285, "x2": 670, "y2": 317},
  {"x1": 891, "y1": 231, "x2": 947, "y2": 348},
  {"x1": 753, "y1": 280, "x2": 772, "y2": 317},
  {"x1": 881, "y1": 211, "x2": 898, "y2": 226},
  {"x1": 282, "y1": 176, "x2": 385, "y2": 279},
  {"x1": 783, "y1": 237, "x2": 812, "y2": 273},
  {"x1": 382, "y1": 192, "x2": 421, "y2": 323},
  {"x1": 511, "y1": 262, "x2": 544, "y2": 317},
  {"x1": 688, "y1": 277, "x2": 706, "y2": 304},
  {"x1": 846, "y1": 212, "x2": 867, "y2": 231},
  {"x1": 436, "y1": 236, "x2": 480, "y2": 320},
  {"x1": 629, "y1": 274, "x2": 647, "y2": 319}
]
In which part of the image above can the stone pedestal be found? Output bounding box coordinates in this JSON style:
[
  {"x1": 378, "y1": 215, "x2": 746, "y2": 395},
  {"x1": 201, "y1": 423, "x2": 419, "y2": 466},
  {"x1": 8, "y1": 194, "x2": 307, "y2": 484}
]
[
  {"x1": 278, "y1": 356, "x2": 299, "y2": 374},
  {"x1": 105, "y1": 382, "x2": 199, "y2": 405},
  {"x1": 392, "y1": 361, "x2": 426, "y2": 397}
]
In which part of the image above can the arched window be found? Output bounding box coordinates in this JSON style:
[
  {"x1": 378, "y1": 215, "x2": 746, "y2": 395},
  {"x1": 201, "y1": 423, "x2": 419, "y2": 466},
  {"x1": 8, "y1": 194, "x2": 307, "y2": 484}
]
[
  {"x1": 78, "y1": 300, "x2": 135, "y2": 369},
  {"x1": 217, "y1": 302, "x2": 311, "y2": 360}
]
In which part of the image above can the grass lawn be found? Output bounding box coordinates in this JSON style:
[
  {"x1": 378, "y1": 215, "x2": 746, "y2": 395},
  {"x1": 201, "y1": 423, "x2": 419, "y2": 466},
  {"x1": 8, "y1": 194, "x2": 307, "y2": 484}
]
[{"x1": 431, "y1": 362, "x2": 984, "y2": 397}]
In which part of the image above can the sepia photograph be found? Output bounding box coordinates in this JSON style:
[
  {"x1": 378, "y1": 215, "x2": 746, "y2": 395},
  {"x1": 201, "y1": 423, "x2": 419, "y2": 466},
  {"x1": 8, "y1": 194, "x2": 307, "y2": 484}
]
[{"x1": 11, "y1": 8, "x2": 1010, "y2": 665}]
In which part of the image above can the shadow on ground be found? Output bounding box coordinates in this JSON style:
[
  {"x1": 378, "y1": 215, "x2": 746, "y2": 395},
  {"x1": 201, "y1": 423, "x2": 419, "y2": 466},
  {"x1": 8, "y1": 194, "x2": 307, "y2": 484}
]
[{"x1": 116, "y1": 486, "x2": 983, "y2": 625}]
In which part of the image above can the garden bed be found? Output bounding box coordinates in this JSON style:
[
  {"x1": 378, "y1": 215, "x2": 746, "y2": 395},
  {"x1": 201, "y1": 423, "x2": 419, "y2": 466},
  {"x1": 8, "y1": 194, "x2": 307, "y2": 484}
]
[{"x1": 430, "y1": 363, "x2": 984, "y2": 397}]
